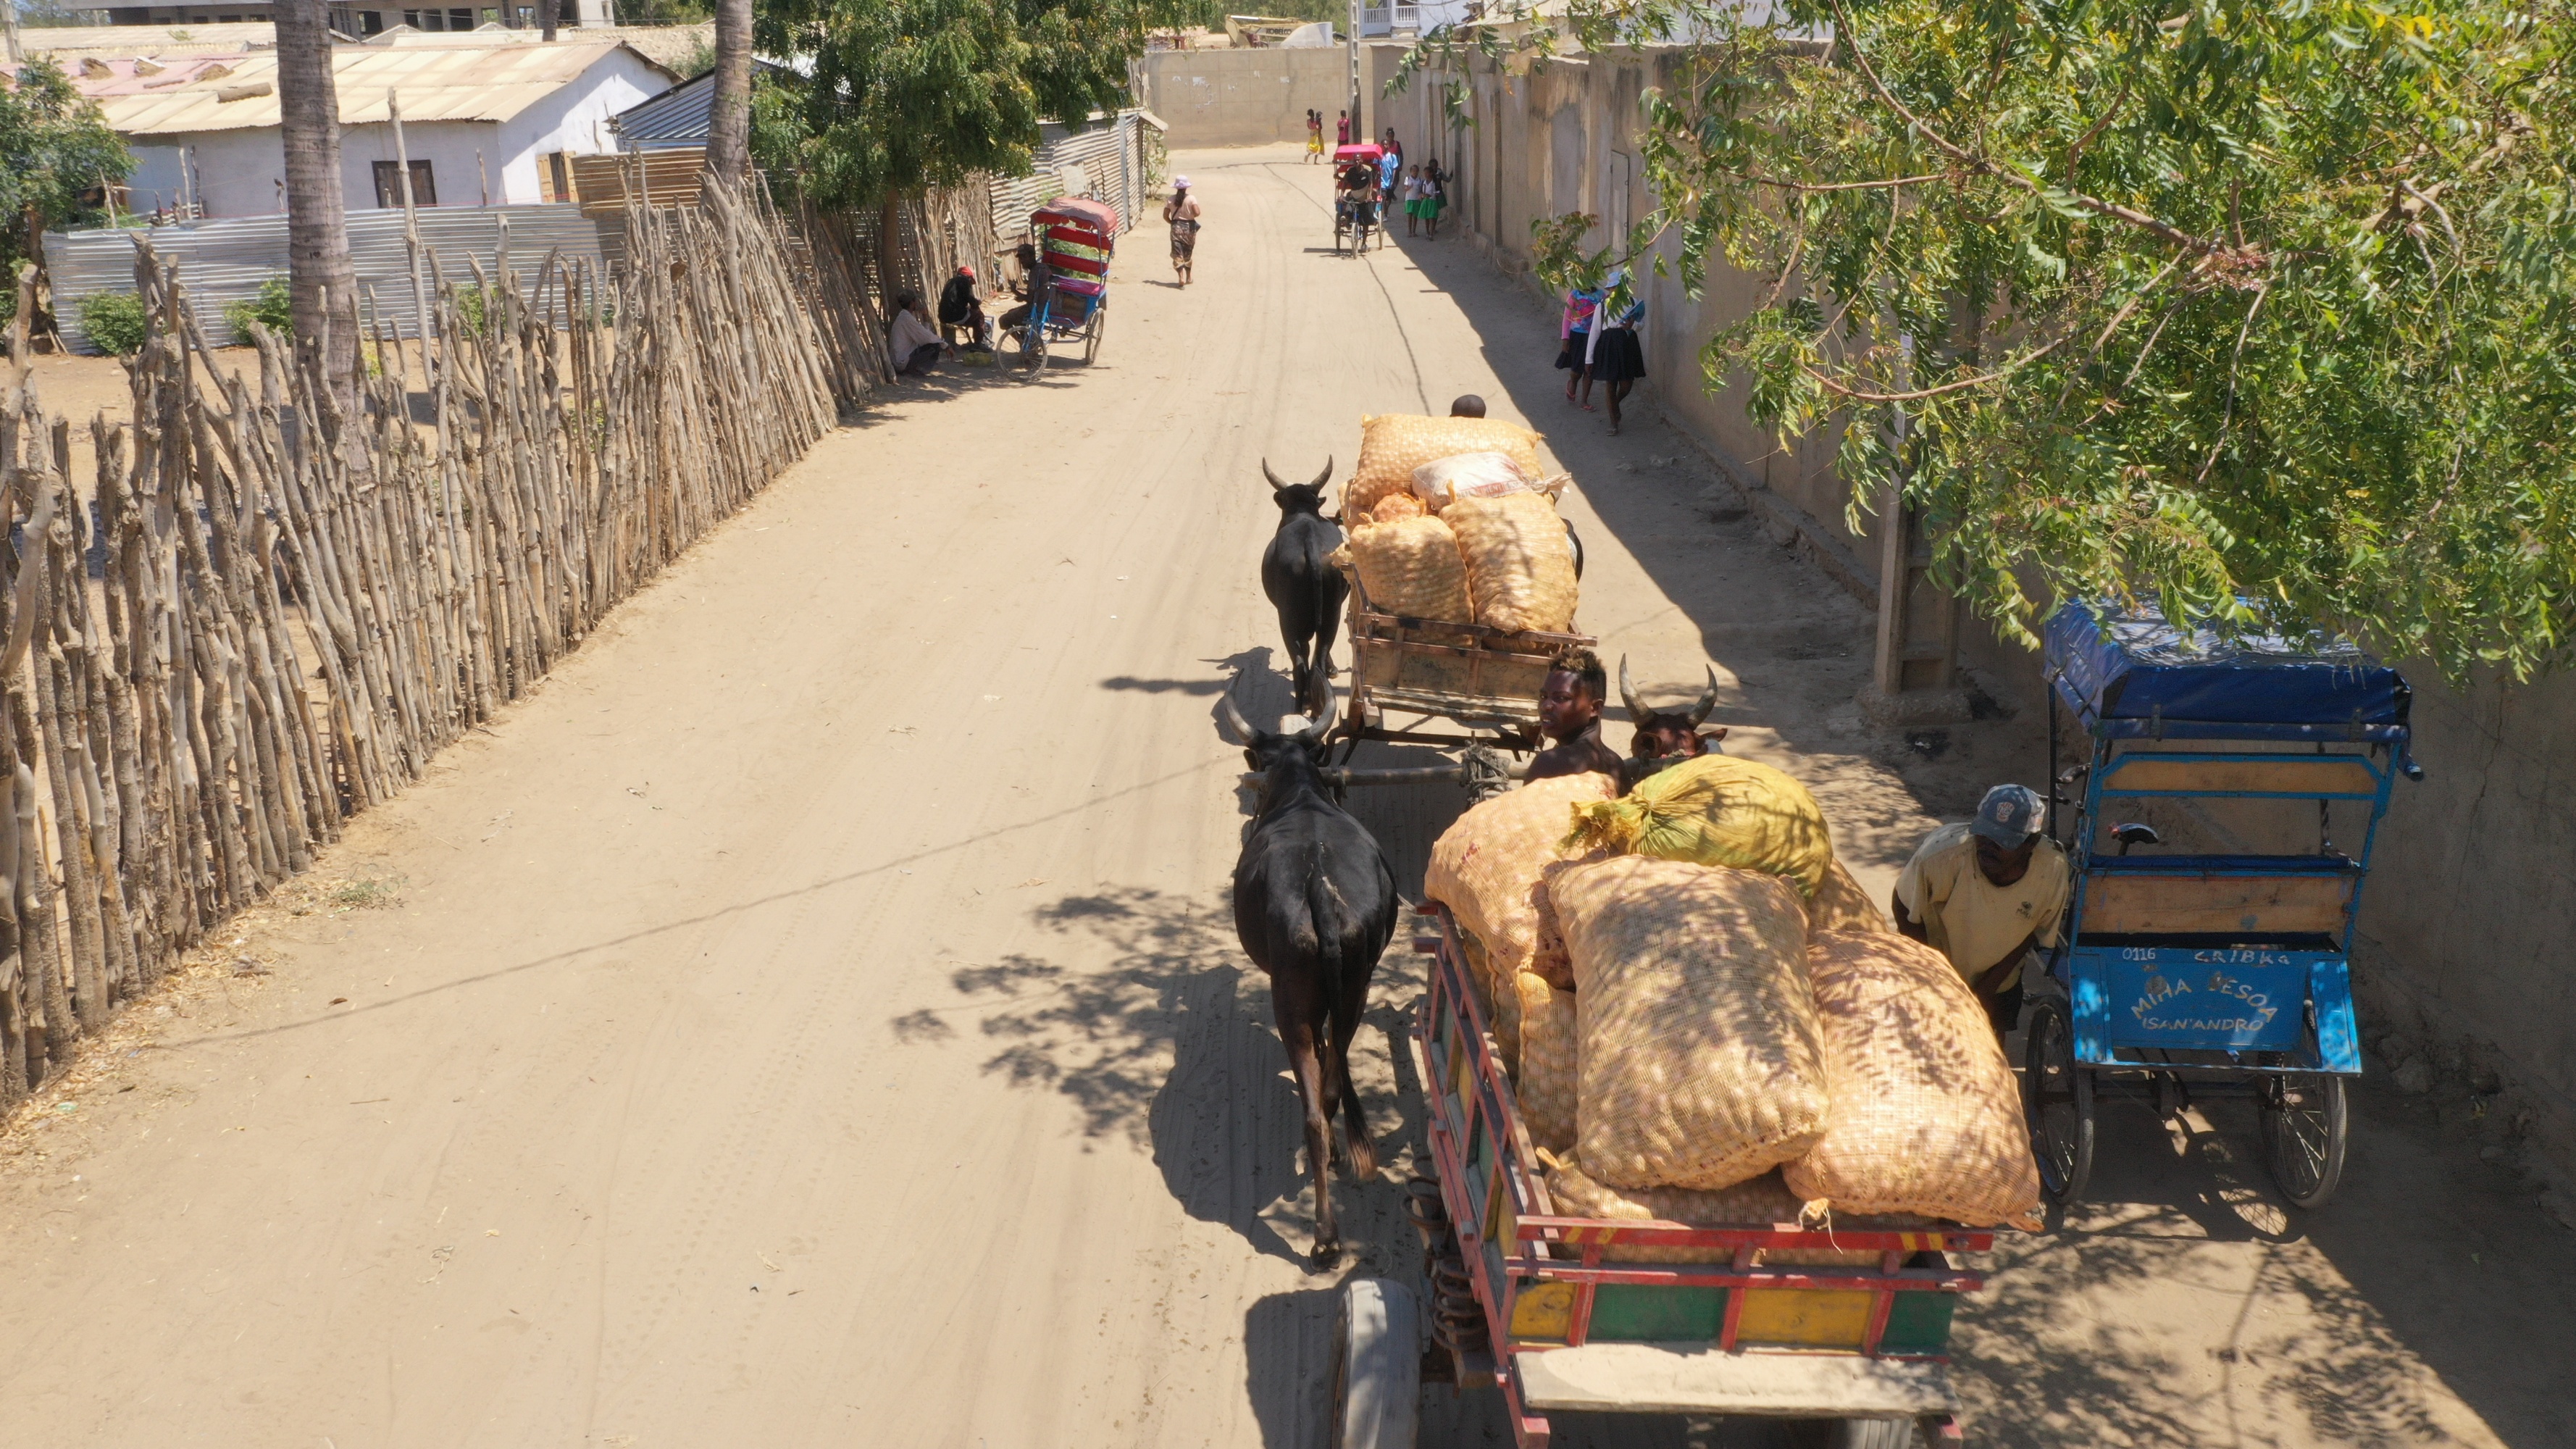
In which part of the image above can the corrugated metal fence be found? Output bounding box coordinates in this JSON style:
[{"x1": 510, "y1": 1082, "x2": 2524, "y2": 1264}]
[
  {"x1": 987, "y1": 112, "x2": 1161, "y2": 250},
  {"x1": 43, "y1": 204, "x2": 608, "y2": 354}
]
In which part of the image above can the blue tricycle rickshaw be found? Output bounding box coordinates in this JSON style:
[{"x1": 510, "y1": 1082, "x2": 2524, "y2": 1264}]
[
  {"x1": 2024, "y1": 601, "x2": 2422, "y2": 1210},
  {"x1": 1004, "y1": 196, "x2": 1116, "y2": 375}
]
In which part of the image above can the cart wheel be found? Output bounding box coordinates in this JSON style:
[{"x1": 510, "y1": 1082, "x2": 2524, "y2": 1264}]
[
  {"x1": 2024, "y1": 998, "x2": 2094, "y2": 1206},
  {"x1": 1021, "y1": 325, "x2": 1048, "y2": 377},
  {"x1": 2260, "y1": 1074, "x2": 2348, "y2": 1208},
  {"x1": 1084, "y1": 303, "x2": 1107, "y2": 364},
  {"x1": 1328, "y1": 1278, "x2": 1420, "y2": 1449}
]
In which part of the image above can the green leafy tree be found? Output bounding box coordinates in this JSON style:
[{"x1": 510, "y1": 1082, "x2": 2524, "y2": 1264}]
[
  {"x1": 1417, "y1": 0, "x2": 2576, "y2": 679},
  {"x1": 0, "y1": 56, "x2": 135, "y2": 302}
]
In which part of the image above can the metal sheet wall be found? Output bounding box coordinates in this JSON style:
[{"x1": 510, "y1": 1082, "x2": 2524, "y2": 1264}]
[
  {"x1": 43, "y1": 204, "x2": 609, "y2": 354},
  {"x1": 987, "y1": 112, "x2": 1153, "y2": 251}
]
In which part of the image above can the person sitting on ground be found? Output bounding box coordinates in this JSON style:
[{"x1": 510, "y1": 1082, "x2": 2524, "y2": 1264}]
[
  {"x1": 1450, "y1": 394, "x2": 1486, "y2": 418},
  {"x1": 1892, "y1": 783, "x2": 2073, "y2": 1043},
  {"x1": 887, "y1": 293, "x2": 942, "y2": 377},
  {"x1": 937, "y1": 265, "x2": 987, "y2": 352},
  {"x1": 1523, "y1": 649, "x2": 1624, "y2": 784}
]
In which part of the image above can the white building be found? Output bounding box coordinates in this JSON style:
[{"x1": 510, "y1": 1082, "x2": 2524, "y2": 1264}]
[{"x1": 82, "y1": 36, "x2": 674, "y2": 220}]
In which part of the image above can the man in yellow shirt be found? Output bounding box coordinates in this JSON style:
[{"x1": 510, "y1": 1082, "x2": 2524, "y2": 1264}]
[{"x1": 1893, "y1": 784, "x2": 2071, "y2": 1042}]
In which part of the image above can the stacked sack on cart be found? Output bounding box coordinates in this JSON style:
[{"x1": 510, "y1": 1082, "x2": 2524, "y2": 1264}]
[
  {"x1": 1424, "y1": 756, "x2": 2045, "y2": 1248},
  {"x1": 1324, "y1": 414, "x2": 1578, "y2": 635}
]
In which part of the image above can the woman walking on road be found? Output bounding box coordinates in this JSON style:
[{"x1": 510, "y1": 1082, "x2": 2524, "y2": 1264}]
[
  {"x1": 1163, "y1": 177, "x2": 1203, "y2": 288},
  {"x1": 1557, "y1": 281, "x2": 1601, "y2": 408},
  {"x1": 1587, "y1": 271, "x2": 1648, "y2": 433},
  {"x1": 1305, "y1": 110, "x2": 1324, "y2": 163}
]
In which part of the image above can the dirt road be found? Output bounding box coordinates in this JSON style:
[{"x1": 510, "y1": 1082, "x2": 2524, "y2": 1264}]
[{"x1": 3, "y1": 146, "x2": 2567, "y2": 1448}]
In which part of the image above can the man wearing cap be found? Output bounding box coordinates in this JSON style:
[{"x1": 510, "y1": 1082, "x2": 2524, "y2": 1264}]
[
  {"x1": 1162, "y1": 178, "x2": 1202, "y2": 288},
  {"x1": 937, "y1": 264, "x2": 987, "y2": 352},
  {"x1": 1892, "y1": 784, "x2": 2072, "y2": 1042}
]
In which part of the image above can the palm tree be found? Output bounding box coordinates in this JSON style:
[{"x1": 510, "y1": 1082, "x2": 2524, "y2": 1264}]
[
  {"x1": 274, "y1": 0, "x2": 359, "y2": 405},
  {"x1": 706, "y1": 0, "x2": 753, "y2": 188}
]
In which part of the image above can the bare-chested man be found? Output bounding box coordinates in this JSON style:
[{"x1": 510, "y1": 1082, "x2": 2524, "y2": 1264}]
[{"x1": 1523, "y1": 649, "x2": 1624, "y2": 784}]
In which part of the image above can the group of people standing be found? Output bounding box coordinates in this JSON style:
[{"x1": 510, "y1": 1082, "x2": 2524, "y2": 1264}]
[
  {"x1": 1555, "y1": 272, "x2": 1648, "y2": 433},
  {"x1": 1312, "y1": 113, "x2": 1450, "y2": 239}
]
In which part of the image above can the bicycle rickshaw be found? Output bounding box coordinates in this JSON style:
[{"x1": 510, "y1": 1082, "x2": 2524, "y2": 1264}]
[
  {"x1": 1332, "y1": 143, "x2": 1387, "y2": 254},
  {"x1": 2024, "y1": 601, "x2": 2421, "y2": 1210},
  {"x1": 1003, "y1": 196, "x2": 1116, "y2": 374}
]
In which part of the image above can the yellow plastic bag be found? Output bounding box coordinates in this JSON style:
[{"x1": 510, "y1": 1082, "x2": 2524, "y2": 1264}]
[{"x1": 1563, "y1": 753, "x2": 1834, "y2": 897}]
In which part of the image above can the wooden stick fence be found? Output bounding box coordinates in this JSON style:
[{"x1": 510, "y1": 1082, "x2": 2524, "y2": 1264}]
[{"x1": 0, "y1": 184, "x2": 839, "y2": 1109}]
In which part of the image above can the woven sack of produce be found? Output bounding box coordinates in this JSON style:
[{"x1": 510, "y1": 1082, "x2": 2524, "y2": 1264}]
[
  {"x1": 1371, "y1": 492, "x2": 1428, "y2": 522},
  {"x1": 1347, "y1": 413, "x2": 1546, "y2": 519},
  {"x1": 1411, "y1": 451, "x2": 1536, "y2": 512},
  {"x1": 1563, "y1": 753, "x2": 1834, "y2": 898},
  {"x1": 1345, "y1": 513, "x2": 1473, "y2": 622},
  {"x1": 1447, "y1": 490, "x2": 1581, "y2": 634},
  {"x1": 1514, "y1": 972, "x2": 1578, "y2": 1153},
  {"x1": 1541, "y1": 1155, "x2": 1886, "y2": 1265},
  {"x1": 1555, "y1": 856, "x2": 1828, "y2": 1190},
  {"x1": 1526, "y1": 853, "x2": 1603, "y2": 990},
  {"x1": 1805, "y1": 858, "x2": 1891, "y2": 934},
  {"x1": 1783, "y1": 930, "x2": 2045, "y2": 1230},
  {"x1": 1426, "y1": 774, "x2": 1618, "y2": 995}
]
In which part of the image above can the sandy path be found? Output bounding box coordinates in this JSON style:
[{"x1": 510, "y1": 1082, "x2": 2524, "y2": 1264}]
[{"x1": 2, "y1": 146, "x2": 2569, "y2": 1448}]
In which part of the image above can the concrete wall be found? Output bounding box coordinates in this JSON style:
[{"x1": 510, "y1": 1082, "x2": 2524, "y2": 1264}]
[
  {"x1": 1434, "y1": 42, "x2": 2576, "y2": 1188},
  {"x1": 1130, "y1": 47, "x2": 1348, "y2": 149}
]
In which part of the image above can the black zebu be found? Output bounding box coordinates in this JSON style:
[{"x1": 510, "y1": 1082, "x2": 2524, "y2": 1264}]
[
  {"x1": 1259, "y1": 458, "x2": 1347, "y2": 719},
  {"x1": 1221, "y1": 689, "x2": 1397, "y2": 1266}
]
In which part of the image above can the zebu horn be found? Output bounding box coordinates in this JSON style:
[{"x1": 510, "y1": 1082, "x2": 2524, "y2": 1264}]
[
  {"x1": 1308, "y1": 455, "x2": 1334, "y2": 489},
  {"x1": 1262, "y1": 458, "x2": 1291, "y2": 493},
  {"x1": 1688, "y1": 665, "x2": 1722, "y2": 725},
  {"x1": 1618, "y1": 653, "x2": 1647, "y2": 722},
  {"x1": 1217, "y1": 692, "x2": 1258, "y2": 744}
]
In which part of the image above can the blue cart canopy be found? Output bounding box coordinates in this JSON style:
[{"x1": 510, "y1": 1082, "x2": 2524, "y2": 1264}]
[{"x1": 2046, "y1": 601, "x2": 2412, "y2": 745}]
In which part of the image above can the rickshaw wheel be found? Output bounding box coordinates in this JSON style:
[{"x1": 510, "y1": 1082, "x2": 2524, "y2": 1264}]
[
  {"x1": 2260, "y1": 1074, "x2": 2348, "y2": 1208},
  {"x1": 1083, "y1": 303, "x2": 1107, "y2": 364},
  {"x1": 2024, "y1": 998, "x2": 2094, "y2": 1206},
  {"x1": 1327, "y1": 1278, "x2": 1420, "y2": 1449},
  {"x1": 1019, "y1": 326, "x2": 1048, "y2": 377}
]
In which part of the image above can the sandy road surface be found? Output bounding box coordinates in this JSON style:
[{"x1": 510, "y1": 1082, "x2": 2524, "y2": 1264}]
[{"x1": 4, "y1": 146, "x2": 2569, "y2": 1448}]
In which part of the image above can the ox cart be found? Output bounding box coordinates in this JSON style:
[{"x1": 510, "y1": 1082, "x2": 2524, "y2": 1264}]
[
  {"x1": 1326, "y1": 903, "x2": 1996, "y2": 1448},
  {"x1": 2024, "y1": 601, "x2": 2421, "y2": 1210},
  {"x1": 1306, "y1": 575, "x2": 1595, "y2": 796}
]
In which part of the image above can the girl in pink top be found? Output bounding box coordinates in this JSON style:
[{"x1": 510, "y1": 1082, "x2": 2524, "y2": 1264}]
[{"x1": 1556, "y1": 285, "x2": 1602, "y2": 407}]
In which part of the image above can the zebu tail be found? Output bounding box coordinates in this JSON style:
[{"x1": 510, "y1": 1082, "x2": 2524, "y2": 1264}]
[
  {"x1": 1304, "y1": 843, "x2": 1355, "y2": 1032},
  {"x1": 1308, "y1": 544, "x2": 1339, "y2": 717}
]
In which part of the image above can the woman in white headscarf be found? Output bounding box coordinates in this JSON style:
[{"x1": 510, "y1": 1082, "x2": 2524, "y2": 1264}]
[
  {"x1": 1163, "y1": 176, "x2": 1203, "y2": 288},
  {"x1": 1585, "y1": 268, "x2": 1648, "y2": 433}
]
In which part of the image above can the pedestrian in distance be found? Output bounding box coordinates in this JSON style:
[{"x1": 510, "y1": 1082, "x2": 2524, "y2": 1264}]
[
  {"x1": 1557, "y1": 281, "x2": 1601, "y2": 408},
  {"x1": 1587, "y1": 269, "x2": 1648, "y2": 433},
  {"x1": 1163, "y1": 176, "x2": 1203, "y2": 288},
  {"x1": 1377, "y1": 147, "x2": 1401, "y2": 205},
  {"x1": 1336, "y1": 109, "x2": 1351, "y2": 146},
  {"x1": 1381, "y1": 128, "x2": 1402, "y2": 172},
  {"x1": 1305, "y1": 109, "x2": 1324, "y2": 163},
  {"x1": 1401, "y1": 165, "x2": 1425, "y2": 236},
  {"x1": 1421, "y1": 159, "x2": 1447, "y2": 238}
]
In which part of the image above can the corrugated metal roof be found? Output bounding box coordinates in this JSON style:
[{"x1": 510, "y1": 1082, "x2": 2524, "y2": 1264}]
[
  {"x1": 989, "y1": 114, "x2": 1150, "y2": 245},
  {"x1": 607, "y1": 59, "x2": 789, "y2": 149},
  {"x1": 88, "y1": 40, "x2": 671, "y2": 135},
  {"x1": 15, "y1": 21, "x2": 285, "y2": 56},
  {"x1": 42, "y1": 204, "x2": 609, "y2": 353}
]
